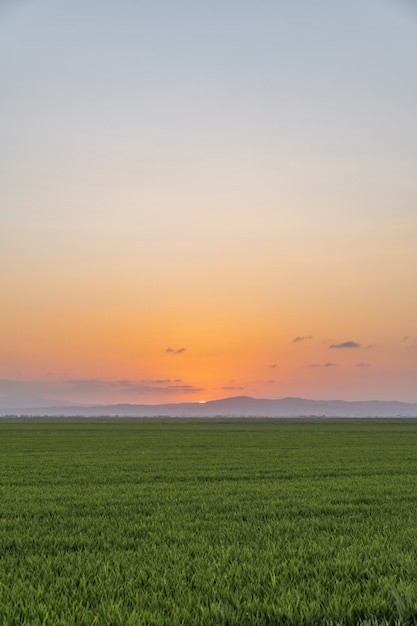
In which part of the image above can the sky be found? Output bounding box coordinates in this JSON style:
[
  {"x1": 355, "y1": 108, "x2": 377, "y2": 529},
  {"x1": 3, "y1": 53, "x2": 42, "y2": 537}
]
[{"x1": 1, "y1": 0, "x2": 417, "y2": 407}]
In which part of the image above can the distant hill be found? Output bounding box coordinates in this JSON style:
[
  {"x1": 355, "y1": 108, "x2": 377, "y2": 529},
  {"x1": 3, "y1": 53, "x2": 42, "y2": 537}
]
[{"x1": 1, "y1": 395, "x2": 417, "y2": 417}]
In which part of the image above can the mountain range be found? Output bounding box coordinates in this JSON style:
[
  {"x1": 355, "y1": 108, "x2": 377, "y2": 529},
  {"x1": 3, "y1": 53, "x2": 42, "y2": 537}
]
[{"x1": 1, "y1": 396, "x2": 417, "y2": 417}]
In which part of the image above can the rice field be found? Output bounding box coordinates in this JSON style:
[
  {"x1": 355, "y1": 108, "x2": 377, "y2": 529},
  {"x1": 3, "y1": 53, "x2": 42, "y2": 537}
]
[{"x1": 1, "y1": 418, "x2": 417, "y2": 625}]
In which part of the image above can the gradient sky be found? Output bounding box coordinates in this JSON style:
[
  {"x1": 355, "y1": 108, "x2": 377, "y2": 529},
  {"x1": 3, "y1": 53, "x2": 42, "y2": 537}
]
[{"x1": 1, "y1": 0, "x2": 417, "y2": 407}]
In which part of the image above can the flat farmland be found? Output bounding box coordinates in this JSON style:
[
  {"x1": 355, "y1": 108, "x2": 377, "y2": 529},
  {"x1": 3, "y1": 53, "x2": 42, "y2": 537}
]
[{"x1": 1, "y1": 418, "x2": 417, "y2": 625}]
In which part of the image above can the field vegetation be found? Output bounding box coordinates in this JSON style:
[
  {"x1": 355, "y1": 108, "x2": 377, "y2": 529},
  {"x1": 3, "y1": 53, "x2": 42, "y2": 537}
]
[{"x1": 1, "y1": 418, "x2": 417, "y2": 624}]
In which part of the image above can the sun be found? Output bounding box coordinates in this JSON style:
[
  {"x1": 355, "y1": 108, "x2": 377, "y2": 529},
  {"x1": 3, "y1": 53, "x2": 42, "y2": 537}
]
[{"x1": 198, "y1": 400, "x2": 206, "y2": 404}]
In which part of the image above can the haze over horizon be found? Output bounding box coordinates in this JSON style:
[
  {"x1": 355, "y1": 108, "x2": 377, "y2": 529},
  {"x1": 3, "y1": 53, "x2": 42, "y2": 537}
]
[{"x1": 1, "y1": 1, "x2": 417, "y2": 408}]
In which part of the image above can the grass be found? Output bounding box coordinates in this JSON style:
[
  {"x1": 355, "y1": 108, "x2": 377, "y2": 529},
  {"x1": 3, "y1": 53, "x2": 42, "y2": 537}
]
[{"x1": 1, "y1": 418, "x2": 417, "y2": 624}]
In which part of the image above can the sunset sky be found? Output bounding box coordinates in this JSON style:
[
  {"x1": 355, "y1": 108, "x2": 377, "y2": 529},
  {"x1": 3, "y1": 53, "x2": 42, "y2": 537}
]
[{"x1": 1, "y1": 0, "x2": 417, "y2": 407}]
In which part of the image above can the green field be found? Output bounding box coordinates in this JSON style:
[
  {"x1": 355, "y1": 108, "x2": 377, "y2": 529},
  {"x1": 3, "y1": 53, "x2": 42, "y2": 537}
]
[{"x1": 1, "y1": 418, "x2": 417, "y2": 625}]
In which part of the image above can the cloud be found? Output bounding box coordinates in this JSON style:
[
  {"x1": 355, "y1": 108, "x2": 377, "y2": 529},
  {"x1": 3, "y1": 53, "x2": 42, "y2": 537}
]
[
  {"x1": 292, "y1": 336, "x2": 312, "y2": 343},
  {"x1": 0, "y1": 378, "x2": 204, "y2": 409},
  {"x1": 356, "y1": 363, "x2": 370, "y2": 367},
  {"x1": 307, "y1": 362, "x2": 337, "y2": 368},
  {"x1": 169, "y1": 385, "x2": 203, "y2": 394},
  {"x1": 222, "y1": 386, "x2": 244, "y2": 391},
  {"x1": 269, "y1": 364, "x2": 277, "y2": 368},
  {"x1": 67, "y1": 378, "x2": 102, "y2": 386},
  {"x1": 66, "y1": 379, "x2": 204, "y2": 395},
  {"x1": 165, "y1": 347, "x2": 186, "y2": 354},
  {"x1": 0, "y1": 379, "x2": 54, "y2": 409},
  {"x1": 329, "y1": 341, "x2": 360, "y2": 349},
  {"x1": 402, "y1": 336, "x2": 410, "y2": 342}
]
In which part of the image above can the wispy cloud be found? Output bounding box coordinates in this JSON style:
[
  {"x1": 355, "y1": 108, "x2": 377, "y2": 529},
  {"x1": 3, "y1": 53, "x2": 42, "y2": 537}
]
[
  {"x1": 308, "y1": 362, "x2": 337, "y2": 368},
  {"x1": 402, "y1": 334, "x2": 417, "y2": 349},
  {"x1": 222, "y1": 386, "x2": 244, "y2": 391},
  {"x1": 165, "y1": 347, "x2": 186, "y2": 354},
  {"x1": 292, "y1": 335, "x2": 312, "y2": 343},
  {"x1": 329, "y1": 341, "x2": 360, "y2": 349},
  {"x1": 0, "y1": 379, "x2": 53, "y2": 408},
  {"x1": 356, "y1": 363, "x2": 370, "y2": 367},
  {"x1": 269, "y1": 363, "x2": 277, "y2": 368},
  {"x1": 64, "y1": 378, "x2": 202, "y2": 394},
  {"x1": 65, "y1": 378, "x2": 201, "y2": 394},
  {"x1": 168, "y1": 385, "x2": 203, "y2": 394},
  {"x1": 0, "y1": 378, "x2": 204, "y2": 409}
]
